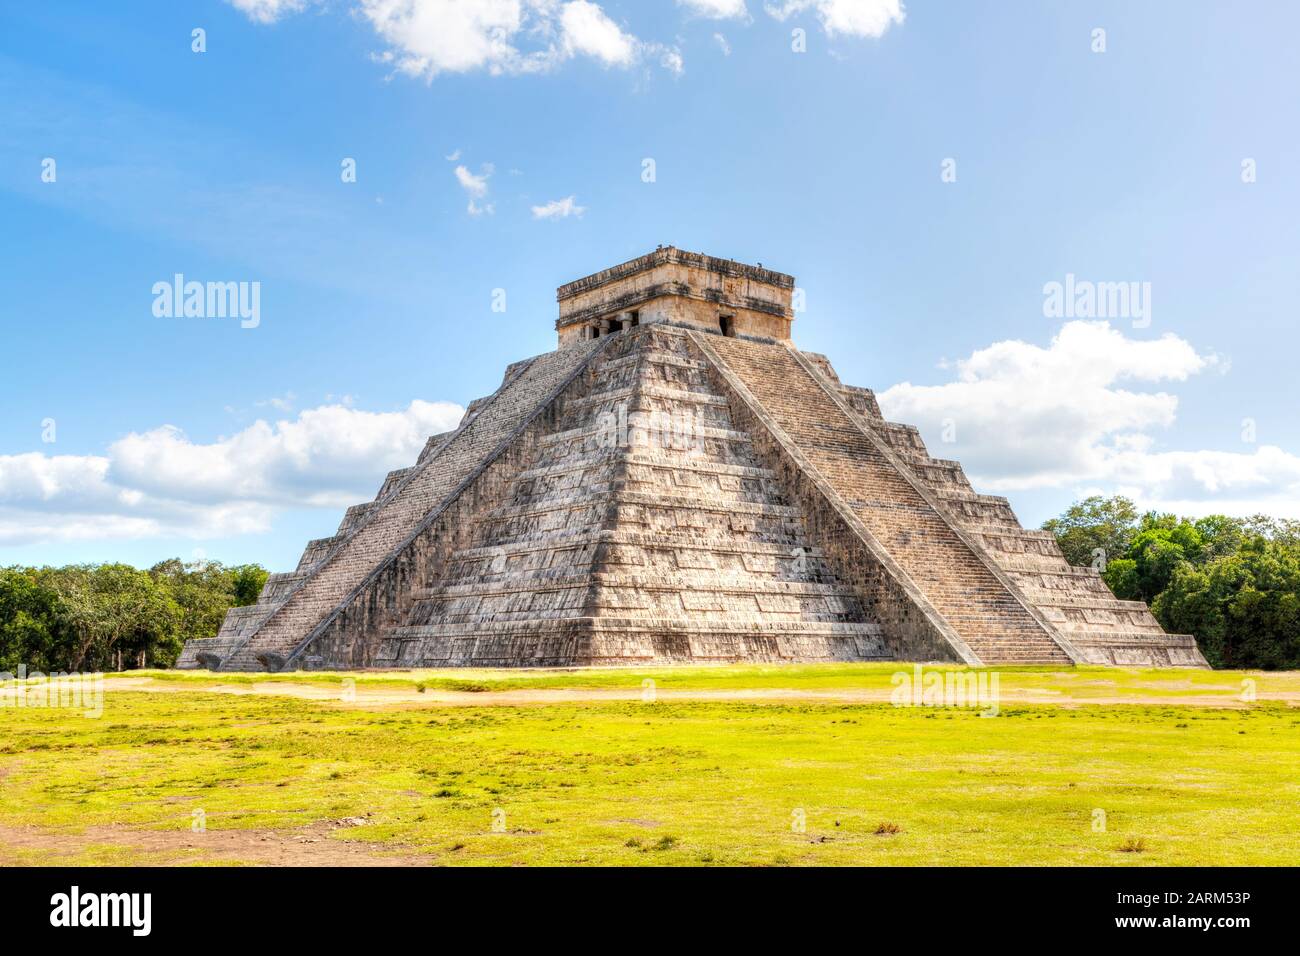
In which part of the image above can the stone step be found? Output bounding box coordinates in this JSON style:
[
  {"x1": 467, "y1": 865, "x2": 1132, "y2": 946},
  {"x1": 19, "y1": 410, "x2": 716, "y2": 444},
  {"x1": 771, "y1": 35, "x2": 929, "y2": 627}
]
[
  {"x1": 536, "y1": 420, "x2": 753, "y2": 448},
  {"x1": 391, "y1": 617, "x2": 885, "y2": 639},
  {"x1": 515, "y1": 454, "x2": 775, "y2": 483},
  {"x1": 417, "y1": 430, "x2": 456, "y2": 464},
  {"x1": 413, "y1": 573, "x2": 860, "y2": 602},
  {"x1": 377, "y1": 616, "x2": 890, "y2": 667},
  {"x1": 566, "y1": 383, "x2": 730, "y2": 412},
  {"x1": 598, "y1": 350, "x2": 709, "y2": 372},
  {"x1": 483, "y1": 489, "x2": 801, "y2": 522},
  {"x1": 985, "y1": 554, "x2": 1076, "y2": 573},
  {"x1": 451, "y1": 528, "x2": 827, "y2": 561},
  {"x1": 1024, "y1": 592, "x2": 1152, "y2": 612},
  {"x1": 1053, "y1": 617, "x2": 1167, "y2": 634}
]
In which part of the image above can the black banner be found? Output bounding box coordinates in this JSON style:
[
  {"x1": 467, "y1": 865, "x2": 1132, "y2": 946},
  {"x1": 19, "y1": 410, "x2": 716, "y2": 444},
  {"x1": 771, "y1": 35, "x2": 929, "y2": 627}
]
[{"x1": 0, "y1": 866, "x2": 1285, "y2": 942}]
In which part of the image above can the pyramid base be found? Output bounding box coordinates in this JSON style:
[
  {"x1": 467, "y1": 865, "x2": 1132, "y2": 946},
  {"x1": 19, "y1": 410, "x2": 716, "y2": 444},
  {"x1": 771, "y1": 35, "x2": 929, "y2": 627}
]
[{"x1": 372, "y1": 620, "x2": 892, "y2": 669}]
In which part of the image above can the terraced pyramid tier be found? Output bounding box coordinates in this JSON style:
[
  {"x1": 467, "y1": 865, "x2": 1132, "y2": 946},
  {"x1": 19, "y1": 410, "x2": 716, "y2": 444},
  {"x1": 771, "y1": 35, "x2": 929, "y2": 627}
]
[{"x1": 376, "y1": 326, "x2": 888, "y2": 666}]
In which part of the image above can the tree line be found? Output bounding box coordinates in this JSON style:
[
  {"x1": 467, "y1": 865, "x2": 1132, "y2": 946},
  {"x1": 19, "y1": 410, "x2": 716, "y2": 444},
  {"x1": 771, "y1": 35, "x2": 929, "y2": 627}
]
[
  {"x1": 0, "y1": 560, "x2": 268, "y2": 673},
  {"x1": 1043, "y1": 497, "x2": 1300, "y2": 669}
]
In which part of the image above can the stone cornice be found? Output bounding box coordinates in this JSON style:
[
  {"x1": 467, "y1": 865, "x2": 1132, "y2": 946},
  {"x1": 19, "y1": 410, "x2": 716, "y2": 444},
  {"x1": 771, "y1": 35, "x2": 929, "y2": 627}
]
[
  {"x1": 556, "y1": 246, "x2": 795, "y2": 302},
  {"x1": 554, "y1": 281, "x2": 790, "y2": 331}
]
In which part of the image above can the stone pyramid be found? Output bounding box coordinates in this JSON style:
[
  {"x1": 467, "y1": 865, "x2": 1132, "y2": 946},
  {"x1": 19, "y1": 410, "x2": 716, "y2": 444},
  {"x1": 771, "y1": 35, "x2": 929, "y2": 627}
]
[{"x1": 179, "y1": 248, "x2": 1207, "y2": 671}]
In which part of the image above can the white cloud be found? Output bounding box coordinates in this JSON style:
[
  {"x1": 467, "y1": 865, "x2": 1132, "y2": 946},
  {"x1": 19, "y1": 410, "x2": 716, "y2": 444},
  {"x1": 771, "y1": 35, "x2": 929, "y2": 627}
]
[
  {"x1": 1107, "y1": 447, "x2": 1300, "y2": 519},
  {"x1": 713, "y1": 32, "x2": 733, "y2": 55},
  {"x1": 680, "y1": 0, "x2": 749, "y2": 19},
  {"x1": 655, "y1": 44, "x2": 686, "y2": 76},
  {"x1": 0, "y1": 400, "x2": 464, "y2": 546},
  {"x1": 560, "y1": 0, "x2": 637, "y2": 66},
  {"x1": 225, "y1": 0, "x2": 313, "y2": 24},
  {"x1": 454, "y1": 164, "x2": 489, "y2": 197},
  {"x1": 454, "y1": 163, "x2": 495, "y2": 215},
  {"x1": 349, "y1": 0, "x2": 677, "y2": 80},
  {"x1": 227, "y1": 0, "x2": 905, "y2": 82},
  {"x1": 531, "y1": 195, "x2": 586, "y2": 219},
  {"x1": 875, "y1": 320, "x2": 1300, "y2": 517},
  {"x1": 765, "y1": 0, "x2": 904, "y2": 38}
]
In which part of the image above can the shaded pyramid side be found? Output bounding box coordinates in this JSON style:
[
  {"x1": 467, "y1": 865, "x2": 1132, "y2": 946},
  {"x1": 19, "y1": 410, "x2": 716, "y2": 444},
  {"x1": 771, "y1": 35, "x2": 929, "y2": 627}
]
[
  {"x1": 178, "y1": 339, "x2": 610, "y2": 671},
  {"x1": 175, "y1": 429, "x2": 458, "y2": 668},
  {"x1": 376, "y1": 324, "x2": 889, "y2": 666}
]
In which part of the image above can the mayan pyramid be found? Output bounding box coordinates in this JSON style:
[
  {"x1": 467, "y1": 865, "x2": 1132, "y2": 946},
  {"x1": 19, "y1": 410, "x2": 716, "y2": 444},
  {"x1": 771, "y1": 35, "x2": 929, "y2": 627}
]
[{"x1": 179, "y1": 248, "x2": 1208, "y2": 671}]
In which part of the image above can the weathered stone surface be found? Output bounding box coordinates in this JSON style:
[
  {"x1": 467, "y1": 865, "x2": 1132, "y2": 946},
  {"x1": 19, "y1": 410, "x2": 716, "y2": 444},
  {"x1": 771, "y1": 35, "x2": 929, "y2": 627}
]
[
  {"x1": 179, "y1": 249, "x2": 1207, "y2": 670},
  {"x1": 194, "y1": 652, "x2": 223, "y2": 670},
  {"x1": 557, "y1": 246, "x2": 794, "y2": 347}
]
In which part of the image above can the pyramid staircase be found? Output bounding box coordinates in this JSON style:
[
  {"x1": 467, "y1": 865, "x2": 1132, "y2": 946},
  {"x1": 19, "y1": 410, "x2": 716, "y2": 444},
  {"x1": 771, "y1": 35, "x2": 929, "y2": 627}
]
[
  {"x1": 376, "y1": 326, "x2": 887, "y2": 666},
  {"x1": 693, "y1": 333, "x2": 1074, "y2": 666},
  {"x1": 694, "y1": 336, "x2": 1204, "y2": 667}
]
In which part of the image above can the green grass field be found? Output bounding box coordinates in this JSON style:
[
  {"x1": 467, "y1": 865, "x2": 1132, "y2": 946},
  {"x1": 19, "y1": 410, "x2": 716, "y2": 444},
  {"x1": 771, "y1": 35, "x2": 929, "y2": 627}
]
[{"x1": 1, "y1": 663, "x2": 1297, "y2": 866}]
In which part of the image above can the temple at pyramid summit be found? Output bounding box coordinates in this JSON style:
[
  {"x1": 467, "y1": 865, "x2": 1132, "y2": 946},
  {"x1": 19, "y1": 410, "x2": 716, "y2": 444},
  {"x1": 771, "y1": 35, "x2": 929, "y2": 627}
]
[{"x1": 179, "y1": 247, "x2": 1208, "y2": 671}]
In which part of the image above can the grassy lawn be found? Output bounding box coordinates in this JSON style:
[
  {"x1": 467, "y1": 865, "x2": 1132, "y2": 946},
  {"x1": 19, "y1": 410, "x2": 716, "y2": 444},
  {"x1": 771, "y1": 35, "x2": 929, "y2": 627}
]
[
  {"x1": 0, "y1": 664, "x2": 1297, "y2": 866},
  {"x1": 107, "y1": 660, "x2": 1300, "y2": 698}
]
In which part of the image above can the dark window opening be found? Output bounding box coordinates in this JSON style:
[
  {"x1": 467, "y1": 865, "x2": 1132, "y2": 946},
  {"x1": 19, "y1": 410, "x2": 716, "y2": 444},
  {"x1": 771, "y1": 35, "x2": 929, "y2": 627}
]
[{"x1": 719, "y1": 315, "x2": 735, "y2": 337}]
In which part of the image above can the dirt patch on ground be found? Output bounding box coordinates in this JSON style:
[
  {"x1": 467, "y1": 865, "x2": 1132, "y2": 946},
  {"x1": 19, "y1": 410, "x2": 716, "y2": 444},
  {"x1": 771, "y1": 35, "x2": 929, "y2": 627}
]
[
  {"x1": 98, "y1": 677, "x2": 1299, "y2": 710},
  {"x1": 0, "y1": 820, "x2": 436, "y2": 867}
]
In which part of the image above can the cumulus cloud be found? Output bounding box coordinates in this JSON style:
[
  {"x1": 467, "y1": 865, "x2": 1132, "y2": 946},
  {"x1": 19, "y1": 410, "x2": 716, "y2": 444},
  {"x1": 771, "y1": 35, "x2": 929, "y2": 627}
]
[
  {"x1": 680, "y1": 0, "x2": 749, "y2": 19},
  {"x1": 876, "y1": 320, "x2": 1300, "y2": 517},
  {"x1": 713, "y1": 32, "x2": 733, "y2": 55},
  {"x1": 226, "y1": 0, "x2": 904, "y2": 82},
  {"x1": 560, "y1": 0, "x2": 638, "y2": 66},
  {"x1": 351, "y1": 0, "x2": 678, "y2": 80},
  {"x1": 531, "y1": 195, "x2": 586, "y2": 219},
  {"x1": 0, "y1": 400, "x2": 464, "y2": 546},
  {"x1": 765, "y1": 0, "x2": 904, "y2": 38}
]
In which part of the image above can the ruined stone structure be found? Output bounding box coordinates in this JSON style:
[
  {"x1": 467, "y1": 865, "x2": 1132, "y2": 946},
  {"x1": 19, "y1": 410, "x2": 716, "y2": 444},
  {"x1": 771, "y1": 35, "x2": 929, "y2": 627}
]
[{"x1": 179, "y1": 247, "x2": 1207, "y2": 671}]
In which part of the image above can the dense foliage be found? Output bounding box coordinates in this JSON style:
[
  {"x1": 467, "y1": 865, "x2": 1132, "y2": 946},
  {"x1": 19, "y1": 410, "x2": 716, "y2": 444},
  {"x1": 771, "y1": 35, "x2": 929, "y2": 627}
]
[
  {"x1": 0, "y1": 560, "x2": 267, "y2": 673},
  {"x1": 1045, "y1": 496, "x2": 1300, "y2": 669}
]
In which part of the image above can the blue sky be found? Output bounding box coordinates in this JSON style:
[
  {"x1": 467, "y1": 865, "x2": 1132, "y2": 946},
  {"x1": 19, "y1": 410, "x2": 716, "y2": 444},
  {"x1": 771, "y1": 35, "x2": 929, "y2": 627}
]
[{"x1": 1, "y1": 0, "x2": 1297, "y2": 572}]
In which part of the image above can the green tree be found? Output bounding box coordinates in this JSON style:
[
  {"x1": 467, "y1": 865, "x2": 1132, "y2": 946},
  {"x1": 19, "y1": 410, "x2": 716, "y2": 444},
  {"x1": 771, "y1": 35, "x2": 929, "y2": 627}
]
[
  {"x1": 1101, "y1": 558, "x2": 1140, "y2": 601},
  {"x1": 149, "y1": 559, "x2": 239, "y2": 649},
  {"x1": 1, "y1": 559, "x2": 269, "y2": 673},
  {"x1": 1126, "y1": 513, "x2": 1205, "y2": 602},
  {"x1": 55, "y1": 564, "x2": 180, "y2": 671},
  {"x1": 1155, "y1": 540, "x2": 1300, "y2": 669},
  {"x1": 1042, "y1": 495, "x2": 1139, "y2": 568},
  {"x1": 229, "y1": 564, "x2": 269, "y2": 606},
  {"x1": 0, "y1": 568, "x2": 64, "y2": 673},
  {"x1": 1192, "y1": 514, "x2": 1245, "y2": 561}
]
